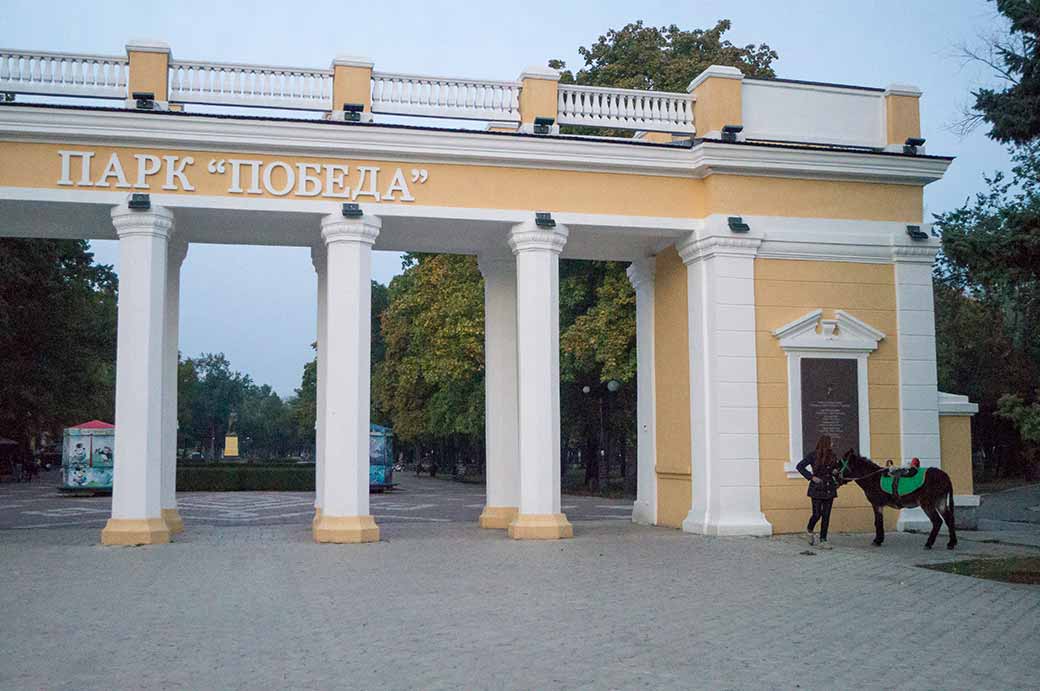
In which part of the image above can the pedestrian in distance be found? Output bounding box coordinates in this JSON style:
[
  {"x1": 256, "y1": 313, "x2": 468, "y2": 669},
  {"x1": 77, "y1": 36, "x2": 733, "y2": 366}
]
[{"x1": 796, "y1": 435, "x2": 841, "y2": 549}]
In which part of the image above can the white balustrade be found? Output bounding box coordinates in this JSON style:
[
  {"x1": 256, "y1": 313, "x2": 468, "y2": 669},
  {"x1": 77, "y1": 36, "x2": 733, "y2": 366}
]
[
  {"x1": 0, "y1": 50, "x2": 128, "y2": 99},
  {"x1": 371, "y1": 71, "x2": 520, "y2": 122},
  {"x1": 168, "y1": 60, "x2": 333, "y2": 110},
  {"x1": 557, "y1": 84, "x2": 695, "y2": 133}
]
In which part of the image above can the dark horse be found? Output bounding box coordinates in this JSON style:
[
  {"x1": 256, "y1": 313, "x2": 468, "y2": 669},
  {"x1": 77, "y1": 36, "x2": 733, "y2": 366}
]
[{"x1": 838, "y1": 450, "x2": 957, "y2": 550}]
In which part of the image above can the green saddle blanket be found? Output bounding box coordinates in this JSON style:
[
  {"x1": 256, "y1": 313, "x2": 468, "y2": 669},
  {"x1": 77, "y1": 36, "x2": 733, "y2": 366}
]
[{"x1": 880, "y1": 470, "x2": 926, "y2": 496}]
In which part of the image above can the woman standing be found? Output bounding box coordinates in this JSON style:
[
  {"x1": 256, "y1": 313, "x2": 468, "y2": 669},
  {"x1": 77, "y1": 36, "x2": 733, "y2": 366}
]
[{"x1": 796, "y1": 435, "x2": 840, "y2": 548}]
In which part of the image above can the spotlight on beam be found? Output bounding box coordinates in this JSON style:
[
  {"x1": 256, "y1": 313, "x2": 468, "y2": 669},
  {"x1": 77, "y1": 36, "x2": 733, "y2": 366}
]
[
  {"x1": 342, "y1": 202, "x2": 363, "y2": 218},
  {"x1": 903, "y1": 137, "x2": 926, "y2": 155},
  {"x1": 342, "y1": 103, "x2": 364, "y2": 122},
  {"x1": 728, "y1": 216, "x2": 750, "y2": 233},
  {"x1": 535, "y1": 212, "x2": 556, "y2": 228},
  {"x1": 721, "y1": 124, "x2": 743, "y2": 143},
  {"x1": 906, "y1": 224, "x2": 929, "y2": 241},
  {"x1": 128, "y1": 193, "x2": 151, "y2": 210}
]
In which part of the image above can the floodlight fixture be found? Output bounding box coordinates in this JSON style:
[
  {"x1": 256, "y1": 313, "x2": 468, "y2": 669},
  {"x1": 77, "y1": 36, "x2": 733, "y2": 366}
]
[
  {"x1": 727, "y1": 216, "x2": 750, "y2": 233},
  {"x1": 128, "y1": 193, "x2": 151, "y2": 211},
  {"x1": 533, "y1": 116, "x2": 555, "y2": 135},
  {"x1": 721, "y1": 124, "x2": 743, "y2": 143},
  {"x1": 342, "y1": 202, "x2": 363, "y2": 218},
  {"x1": 903, "y1": 136, "x2": 926, "y2": 155},
  {"x1": 0, "y1": 92, "x2": 14, "y2": 103},
  {"x1": 535, "y1": 211, "x2": 556, "y2": 229},
  {"x1": 133, "y1": 91, "x2": 156, "y2": 110},
  {"x1": 906, "y1": 224, "x2": 928, "y2": 241},
  {"x1": 342, "y1": 103, "x2": 364, "y2": 122}
]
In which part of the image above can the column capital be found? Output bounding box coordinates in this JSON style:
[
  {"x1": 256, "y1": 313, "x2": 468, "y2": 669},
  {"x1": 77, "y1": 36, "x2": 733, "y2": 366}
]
[
  {"x1": 677, "y1": 233, "x2": 760, "y2": 266},
  {"x1": 476, "y1": 254, "x2": 515, "y2": 277},
  {"x1": 320, "y1": 214, "x2": 381, "y2": 246},
  {"x1": 626, "y1": 257, "x2": 656, "y2": 289},
  {"x1": 891, "y1": 239, "x2": 939, "y2": 264},
  {"x1": 111, "y1": 203, "x2": 174, "y2": 240},
  {"x1": 508, "y1": 220, "x2": 568, "y2": 255}
]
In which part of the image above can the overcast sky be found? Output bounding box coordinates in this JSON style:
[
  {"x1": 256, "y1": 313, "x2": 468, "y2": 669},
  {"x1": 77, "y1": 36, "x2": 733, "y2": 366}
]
[{"x1": 7, "y1": 0, "x2": 1014, "y2": 396}]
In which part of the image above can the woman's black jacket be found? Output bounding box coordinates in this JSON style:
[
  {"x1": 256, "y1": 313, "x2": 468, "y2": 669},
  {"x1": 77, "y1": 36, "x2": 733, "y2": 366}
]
[{"x1": 796, "y1": 452, "x2": 839, "y2": 500}]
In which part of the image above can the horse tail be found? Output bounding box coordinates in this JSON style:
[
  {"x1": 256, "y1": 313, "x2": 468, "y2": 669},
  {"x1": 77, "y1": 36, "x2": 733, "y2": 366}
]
[{"x1": 947, "y1": 482, "x2": 956, "y2": 524}]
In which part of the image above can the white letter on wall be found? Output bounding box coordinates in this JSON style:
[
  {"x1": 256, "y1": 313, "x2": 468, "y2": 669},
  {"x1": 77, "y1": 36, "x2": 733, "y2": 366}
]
[
  {"x1": 263, "y1": 161, "x2": 295, "y2": 196},
  {"x1": 323, "y1": 164, "x2": 350, "y2": 199},
  {"x1": 353, "y1": 166, "x2": 381, "y2": 201},
  {"x1": 296, "y1": 163, "x2": 322, "y2": 197},
  {"x1": 96, "y1": 153, "x2": 131, "y2": 188},
  {"x1": 162, "y1": 156, "x2": 196, "y2": 191},
  {"x1": 228, "y1": 160, "x2": 263, "y2": 194},
  {"x1": 383, "y1": 168, "x2": 415, "y2": 202},
  {"x1": 133, "y1": 154, "x2": 163, "y2": 189},
  {"x1": 57, "y1": 150, "x2": 94, "y2": 186}
]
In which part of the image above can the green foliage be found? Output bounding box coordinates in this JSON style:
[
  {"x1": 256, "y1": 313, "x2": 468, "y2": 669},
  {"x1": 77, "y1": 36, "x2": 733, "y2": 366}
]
[
  {"x1": 997, "y1": 393, "x2": 1040, "y2": 442},
  {"x1": 0, "y1": 239, "x2": 117, "y2": 448},
  {"x1": 970, "y1": 0, "x2": 1040, "y2": 144},
  {"x1": 550, "y1": 19, "x2": 778, "y2": 91}
]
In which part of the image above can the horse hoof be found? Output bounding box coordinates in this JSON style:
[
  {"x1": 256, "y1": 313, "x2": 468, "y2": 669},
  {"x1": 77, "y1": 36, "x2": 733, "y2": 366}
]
[
  {"x1": 924, "y1": 543, "x2": 933, "y2": 550},
  {"x1": 872, "y1": 540, "x2": 883, "y2": 546},
  {"x1": 947, "y1": 543, "x2": 956, "y2": 550}
]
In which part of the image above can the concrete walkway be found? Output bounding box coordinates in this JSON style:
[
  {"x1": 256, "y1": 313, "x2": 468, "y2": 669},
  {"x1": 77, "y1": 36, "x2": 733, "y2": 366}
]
[{"x1": 2, "y1": 518, "x2": 1038, "y2": 689}]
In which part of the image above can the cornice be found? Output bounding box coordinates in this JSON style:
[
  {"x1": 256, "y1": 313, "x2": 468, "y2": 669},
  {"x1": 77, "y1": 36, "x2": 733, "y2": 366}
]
[
  {"x1": 677, "y1": 233, "x2": 761, "y2": 265},
  {"x1": 0, "y1": 106, "x2": 953, "y2": 186},
  {"x1": 110, "y1": 203, "x2": 174, "y2": 239},
  {"x1": 320, "y1": 213, "x2": 381, "y2": 246},
  {"x1": 508, "y1": 220, "x2": 568, "y2": 255}
]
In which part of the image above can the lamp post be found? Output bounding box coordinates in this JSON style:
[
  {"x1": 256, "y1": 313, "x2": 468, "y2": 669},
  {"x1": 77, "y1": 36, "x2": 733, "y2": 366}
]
[{"x1": 582, "y1": 380, "x2": 620, "y2": 491}]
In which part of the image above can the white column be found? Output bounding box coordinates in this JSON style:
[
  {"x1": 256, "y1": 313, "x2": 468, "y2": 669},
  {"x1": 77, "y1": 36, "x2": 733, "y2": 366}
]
[
  {"x1": 310, "y1": 244, "x2": 327, "y2": 523},
  {"x1": 160, "y1": 238, "x2": 188, "y2": 535},
  {"x1": 892, "y1": 241, "x2": 942, "y2": 531},
  {"x1": 507, "y1": 220, "x2": 572, "y2": 540},
  {"x1": 313, "y1": 212, "x2": 381, "y2": 544},
  {"x1": 627, "y1": 257, "x2": 658, "y2": 525},
  {"x1": 477, "y1": 256, "x2": 521, "y2": 529},
  {"x1": 101, "y1": 203, "x2": 173, "y2": 546},
  {"x1": 679, "y1": 229, "x2": 772, "y2": 537}
]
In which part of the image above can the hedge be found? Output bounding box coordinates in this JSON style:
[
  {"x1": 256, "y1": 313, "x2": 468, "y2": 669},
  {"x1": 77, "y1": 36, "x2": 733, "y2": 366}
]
[{"x1": 177, "y1": 463, "x2": 314, "y2": 491}]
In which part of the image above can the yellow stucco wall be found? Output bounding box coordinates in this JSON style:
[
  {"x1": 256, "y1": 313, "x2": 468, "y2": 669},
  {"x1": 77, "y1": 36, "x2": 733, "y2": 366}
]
[
  {"x1": 127, "y1": 51, "x2": 169, "y2": 102},
  {"x1": 653, "y1": 246, "x2": 692, "y2": 528},
  {"x1": 940, "y1": 415, "x2": 974, "y2": 495},
  {"x1": 519, "y1": 76, "x2": 559, "y2": 125},
  {"x1": 885, "y1": 94, "x2": 921, "y2": 145},
  {"x1": 703, "y1": 176, "x2": 923, "y2": 222},
  {"x1": 333, "y1": 64, "x2": 373, "y2": 114},
  {"x1": 754, "y1": 259, "x2": 903, "y2": 534},
  {"x1": 691, "y1": 76, "x2": 742, "y2": 136}
]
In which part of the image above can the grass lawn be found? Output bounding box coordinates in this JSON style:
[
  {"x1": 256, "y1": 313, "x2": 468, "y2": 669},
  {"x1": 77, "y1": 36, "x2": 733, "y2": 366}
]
[{"x1": 922, "y1": 556, "x2": 1040, "y2": 585}]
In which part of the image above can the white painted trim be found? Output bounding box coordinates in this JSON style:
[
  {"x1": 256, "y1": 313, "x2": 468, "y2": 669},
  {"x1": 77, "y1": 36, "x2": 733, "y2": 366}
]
[
  {"x1": 332, "y1": 56, "x2": 373, "y2": 69},
  {"x1": 687, "y1": 65, "x2": 743, "y2": 92},
  {"x1": 744, "y1": 78, "x2": 884, "y2": 99},
  {"x1": 938, "y1": 391, "x2": 979, "y2": 416},
  {"x1": 125, "y1": 40, "x2": 171, "y2": 56},
  {"x1": 518, "y1": 66, "x2": 560, "y2": 81},
  {"x1": 774, "y1": 310, "x2": 884, "y2": 478},
  {"x1": 884, "y1": 84, "x2": 922, "y2": 98}
]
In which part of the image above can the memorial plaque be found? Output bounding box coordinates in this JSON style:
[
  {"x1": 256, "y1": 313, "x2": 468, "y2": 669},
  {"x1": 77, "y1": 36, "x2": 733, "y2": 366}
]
[{"x1": 800, "y1": 358, "x2": 859, "y2": 457}]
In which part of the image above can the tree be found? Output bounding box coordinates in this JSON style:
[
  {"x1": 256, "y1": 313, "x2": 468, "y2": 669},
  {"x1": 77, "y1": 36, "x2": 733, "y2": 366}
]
[
  {"x1": 966, "y1": 0, "x2": 1040, "y2": 144},
  {"x1": 0, "y1": 239, "x2": 117, "y2": 451},
  {"x1": 550, "y1": 19, "x2": 777, "y2": 92}
]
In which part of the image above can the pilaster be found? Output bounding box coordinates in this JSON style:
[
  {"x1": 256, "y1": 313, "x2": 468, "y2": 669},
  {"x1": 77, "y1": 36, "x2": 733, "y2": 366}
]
[
  {"x1": 160, "y1": 237, "x2": 188, "y2": 535},
  {"x1": 331, "y1": 55, "x2": 374, "y2": 122},
  {"x1": 687, "y1": 65, "x2": 744, "y2": 139},
  {"x1": 126, "y1": 40, "x2": 171, "y2": 107},
  {"x1": 477, "y1": 255, "x2": 521, "y2": 529},
  {"x1": 517, "y1": 66, "x2": 560, "y2": 134},
  {"x1": 884, "y1": 84, "x2": 922, "y2": 151},
  {"x1": 627, "y1": 257, "x2": 658, "y2": 525},
  {"x1": 677, "y1": 224, "x2": 772, "y2": 537}
]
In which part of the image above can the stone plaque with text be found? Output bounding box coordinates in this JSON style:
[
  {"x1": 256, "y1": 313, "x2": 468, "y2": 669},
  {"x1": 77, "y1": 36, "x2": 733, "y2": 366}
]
[{"x1": 801, "y1": 358, "x2": 859, "y2": 457}]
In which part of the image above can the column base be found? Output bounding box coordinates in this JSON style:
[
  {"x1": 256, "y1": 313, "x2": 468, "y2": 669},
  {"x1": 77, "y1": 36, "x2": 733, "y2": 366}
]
[
  {"x1": 508, "y1": 513, "x2": 573, "y2": 540},
  {"x1": 101, "y1": 518, "x2": 170, "y2": 546},
  {"x1": 896, "y1": 506, "x2": 933, "y2": 532},
  {"x1": 682, "y1": 510, "x2": 773, "y2": 537},
  {"x1": 478, "y1": 505, "x2": 519, "y2": 529},
  {"x1": 160, "y1": 508, "x2": 184, "y2": 534},
  {"x1": 312, "y1": 507, "x2": 322, "y2": 527},
  {"x1": 631, "y1": 500, "x2": 655, "y2": 526},
  {"x1": 312, "y1": 514, "x2": 380, "y2": 544}
]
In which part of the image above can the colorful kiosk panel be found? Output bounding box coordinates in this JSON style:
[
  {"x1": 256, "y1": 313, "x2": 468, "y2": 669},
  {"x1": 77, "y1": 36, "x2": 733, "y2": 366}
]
[{"x1": 60, "y1": 420, "x2": 115, "y2": 491}]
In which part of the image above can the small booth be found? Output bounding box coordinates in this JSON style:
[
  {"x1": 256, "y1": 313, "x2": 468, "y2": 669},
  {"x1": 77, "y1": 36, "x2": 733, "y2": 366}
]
[
  {"x1": 369, "y1": 423, "x2": 395, "y2": 491},
  {"x1": 60, "y1": 420, "x2": 115, "y2": 493}
]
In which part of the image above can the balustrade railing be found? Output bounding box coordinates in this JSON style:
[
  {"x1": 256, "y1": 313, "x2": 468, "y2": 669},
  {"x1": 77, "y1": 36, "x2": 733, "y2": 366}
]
[
  {"x1": 0, "y1": 50, "x2": 127, "y2": 99},
  {"x1": 168, "y1": 60, "x2": 333, "y2": 110},
  {"x1": 371, "y1": 71, "x2": 520, "y2": 122},
  {"x1": 557, "y1": 84, "x2": 695, "y2": 133}
]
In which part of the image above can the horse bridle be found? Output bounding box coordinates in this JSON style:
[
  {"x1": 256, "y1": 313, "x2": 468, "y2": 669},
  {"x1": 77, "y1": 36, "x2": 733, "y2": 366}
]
[{"x1": 836, "y1": 457, "x2": 887, "y2": 483}]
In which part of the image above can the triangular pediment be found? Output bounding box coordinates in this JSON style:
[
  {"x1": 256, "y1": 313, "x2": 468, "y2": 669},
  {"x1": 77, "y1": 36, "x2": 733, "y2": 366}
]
[{"x1": 772, "y1": 309, "x2": 884, "y2": 353}]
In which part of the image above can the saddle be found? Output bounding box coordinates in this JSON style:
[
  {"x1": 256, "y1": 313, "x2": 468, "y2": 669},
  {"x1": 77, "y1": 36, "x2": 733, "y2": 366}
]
[{"x1": 880, "y1": 468, "x2": 925, "y2": 500}]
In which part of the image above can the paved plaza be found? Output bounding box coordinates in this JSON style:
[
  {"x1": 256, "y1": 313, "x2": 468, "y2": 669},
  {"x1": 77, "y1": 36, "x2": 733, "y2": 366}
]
[{"x1": 2, "y1": 477, "x2": 1039, "y2": 689}]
